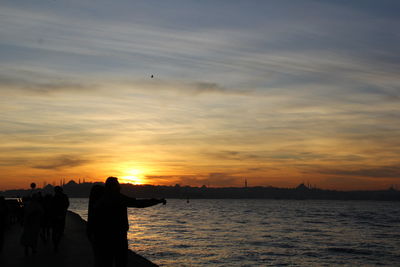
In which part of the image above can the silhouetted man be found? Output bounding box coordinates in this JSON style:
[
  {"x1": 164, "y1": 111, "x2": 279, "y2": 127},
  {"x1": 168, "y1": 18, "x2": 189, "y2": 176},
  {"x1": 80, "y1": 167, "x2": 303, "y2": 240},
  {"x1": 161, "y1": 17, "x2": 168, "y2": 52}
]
[
  {"x1": 41, "y1": 194, "x2": 53, "y2": 243},
  {"x1": 92, "y1": 177, "x2": 166, "y2": 267},
  {"x1": 0, "y1": 196, "x2": 7, "y2": 253},
  {"x1": 20, "y1": 193, "x2": 44, "y2": 255},
  {"x1": 87, "y1": 184, "x2": 105, "y2": 267},
  {"x1": 51, "y1": 186, "x2": 69, "y2": 252}
]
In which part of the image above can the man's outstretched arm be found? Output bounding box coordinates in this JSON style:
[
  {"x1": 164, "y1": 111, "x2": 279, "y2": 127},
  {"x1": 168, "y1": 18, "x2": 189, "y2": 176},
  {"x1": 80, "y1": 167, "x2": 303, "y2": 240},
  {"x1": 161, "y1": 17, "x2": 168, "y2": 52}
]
[{"x1": 122, "y1": 195, "x2": 166, "y2": 208}]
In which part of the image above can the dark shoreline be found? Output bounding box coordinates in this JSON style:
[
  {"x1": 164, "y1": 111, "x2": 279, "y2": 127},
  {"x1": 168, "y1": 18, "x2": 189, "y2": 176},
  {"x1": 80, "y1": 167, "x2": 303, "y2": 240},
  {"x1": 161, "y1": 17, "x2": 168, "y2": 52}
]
[{"x1": 2, "y1": 182, "x2": 399, "y2": 201}]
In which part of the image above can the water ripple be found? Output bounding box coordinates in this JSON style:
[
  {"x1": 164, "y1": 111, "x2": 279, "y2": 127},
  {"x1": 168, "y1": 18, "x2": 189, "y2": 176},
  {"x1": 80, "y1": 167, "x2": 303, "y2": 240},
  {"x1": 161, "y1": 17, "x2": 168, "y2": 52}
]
[{"x1": 69, "y1": 199, "x2": 400, "y2": 266}]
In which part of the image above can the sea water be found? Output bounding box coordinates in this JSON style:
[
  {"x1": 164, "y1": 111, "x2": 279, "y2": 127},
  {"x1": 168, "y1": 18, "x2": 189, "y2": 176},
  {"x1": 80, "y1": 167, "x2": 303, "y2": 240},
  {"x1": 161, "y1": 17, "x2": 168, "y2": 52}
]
[{"x1": 69, "y1": 199, "x2": 400, "y2": 266}]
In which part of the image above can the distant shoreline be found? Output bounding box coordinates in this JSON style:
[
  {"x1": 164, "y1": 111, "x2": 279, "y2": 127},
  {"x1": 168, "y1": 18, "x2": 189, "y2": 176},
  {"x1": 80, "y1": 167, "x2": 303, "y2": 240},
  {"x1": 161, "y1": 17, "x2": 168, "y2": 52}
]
[{"x1": 2, "y1": 181, "x2": 399, "y2": 201}]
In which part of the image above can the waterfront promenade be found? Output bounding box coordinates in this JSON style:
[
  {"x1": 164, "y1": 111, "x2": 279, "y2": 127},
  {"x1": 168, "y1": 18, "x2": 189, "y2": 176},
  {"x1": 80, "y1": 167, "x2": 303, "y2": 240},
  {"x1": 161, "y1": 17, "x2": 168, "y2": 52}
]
[{"x1": 0, "y1": 211, "x2": 158, "y2": 267}]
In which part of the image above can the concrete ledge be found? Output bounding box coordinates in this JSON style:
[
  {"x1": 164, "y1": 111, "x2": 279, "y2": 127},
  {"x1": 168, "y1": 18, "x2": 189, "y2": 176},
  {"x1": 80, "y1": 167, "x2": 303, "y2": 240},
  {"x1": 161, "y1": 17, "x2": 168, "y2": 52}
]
[{"x1": 0, "y1": 211, "x2": 158, "y2": 267}]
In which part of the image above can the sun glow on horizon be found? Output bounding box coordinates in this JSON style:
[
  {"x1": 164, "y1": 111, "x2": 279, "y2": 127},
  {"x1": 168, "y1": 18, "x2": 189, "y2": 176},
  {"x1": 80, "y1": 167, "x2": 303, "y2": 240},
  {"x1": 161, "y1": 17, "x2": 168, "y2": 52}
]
[{"x1": 120, "y1": 169, "x2": 146, "y2": 185}]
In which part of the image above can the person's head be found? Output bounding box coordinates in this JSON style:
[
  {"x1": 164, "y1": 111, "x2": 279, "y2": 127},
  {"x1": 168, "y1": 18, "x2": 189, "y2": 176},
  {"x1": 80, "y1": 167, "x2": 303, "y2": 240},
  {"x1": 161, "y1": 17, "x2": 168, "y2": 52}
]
[
  {"x1": 54, "y1": 186, "x2": 63, "y2": 194},
  {"x1": 105, "y1": 177, "x2": 120, "y2": 193}
]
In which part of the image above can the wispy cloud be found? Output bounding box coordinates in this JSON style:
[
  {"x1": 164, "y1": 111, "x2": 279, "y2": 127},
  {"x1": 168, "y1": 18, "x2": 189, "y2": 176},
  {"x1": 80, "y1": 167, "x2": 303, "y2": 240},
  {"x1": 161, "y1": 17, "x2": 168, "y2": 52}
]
[
  {"x1": 32, "y1": 155, "x2": 90, "y2": 170},
  {"x1": 0, "y1": 70, "x2": 98, "y2": 95},
  {"x1": 318, "y1": 165, "x2": 400, "y2": 178}
]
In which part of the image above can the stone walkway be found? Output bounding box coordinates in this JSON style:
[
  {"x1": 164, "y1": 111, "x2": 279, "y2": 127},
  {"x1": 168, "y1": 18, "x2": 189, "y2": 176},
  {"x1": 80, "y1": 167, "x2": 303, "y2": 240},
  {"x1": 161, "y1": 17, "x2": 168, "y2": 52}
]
[{"x1": 0, "y1": 211, "x2": 158, "y2": 267}]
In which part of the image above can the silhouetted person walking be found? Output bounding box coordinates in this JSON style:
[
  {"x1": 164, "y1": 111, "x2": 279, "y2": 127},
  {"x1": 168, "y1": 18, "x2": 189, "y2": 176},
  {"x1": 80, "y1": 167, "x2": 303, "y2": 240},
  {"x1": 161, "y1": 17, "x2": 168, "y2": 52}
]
[
  {"x1": 0, "y1": 196, "x2": 8, "y2": 253},
  {"x1": 87, "y1": 184, "x2": 105, "y2": 267},
  {"x1": 51, "y1": 186, "x2": 69, "y2": 252},
  {"x1": 91, "y1": 177, "x2": 166, "y2": 267},
  {"x1": 20, "y1": 193, "x2": 44, "y2": 255},
  {"x1": 87, "y1": 185, "x2": 105, "y2": 239},
  {"x1": 40, "y1": 194, "x2": 53, "y2": 243}
]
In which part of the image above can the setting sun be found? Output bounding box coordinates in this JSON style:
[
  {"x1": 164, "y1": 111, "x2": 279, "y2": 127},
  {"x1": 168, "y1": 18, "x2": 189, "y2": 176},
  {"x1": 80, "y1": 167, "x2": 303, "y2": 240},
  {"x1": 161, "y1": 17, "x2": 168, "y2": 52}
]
[{"x1": 120, "y1": 169, "x2": 146, "y2": 185}]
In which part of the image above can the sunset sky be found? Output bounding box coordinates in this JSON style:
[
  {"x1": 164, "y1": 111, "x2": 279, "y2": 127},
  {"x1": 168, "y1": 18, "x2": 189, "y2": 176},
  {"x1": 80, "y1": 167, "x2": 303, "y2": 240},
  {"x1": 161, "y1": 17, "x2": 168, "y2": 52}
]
[{"x1": 1, "y1": 0, "x2": 400, "y2": 190}]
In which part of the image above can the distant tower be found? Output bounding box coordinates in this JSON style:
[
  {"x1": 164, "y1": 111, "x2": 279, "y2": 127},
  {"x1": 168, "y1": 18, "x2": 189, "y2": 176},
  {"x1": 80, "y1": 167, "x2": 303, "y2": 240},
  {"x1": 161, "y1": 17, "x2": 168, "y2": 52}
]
[{"x1": 245, "y1": 179, "x2": 248, "y2": 188}]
